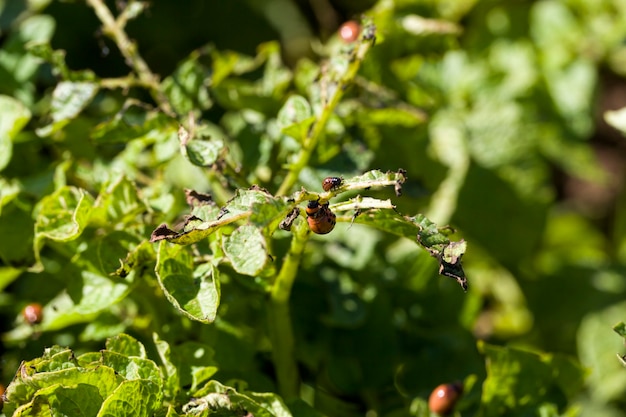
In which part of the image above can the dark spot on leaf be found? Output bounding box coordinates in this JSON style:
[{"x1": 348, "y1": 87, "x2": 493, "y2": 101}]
[
  {"x1": 150, "y1": 224, "x2": 178, "y2": 242},
  {"x1": 217, "y1": 207, "x2": 229, "y2": 220},
  {"x1": 249, "y1": 184, "x2": 271, "y2": 195},
  {"x1": 185, "y1": 189, "x2": 214, "y2": 206}
]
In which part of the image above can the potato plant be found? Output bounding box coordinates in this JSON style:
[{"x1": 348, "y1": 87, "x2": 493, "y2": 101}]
[{"x1": 2, "y1": 0, "x2": 626, "y2": 416}]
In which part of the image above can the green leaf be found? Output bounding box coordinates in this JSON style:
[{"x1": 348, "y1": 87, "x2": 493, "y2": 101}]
[
  {"x1": 177, "y1": 342, "x2": 218, "y2": 391},
  {"x1": 222, "y1": 224, "x2": 268, "y2": 276},
  {"x1": 30, "y1": 383, "x2": 104, "y2": 417},
  {"x1": 613, "y1": 321, "x2": 626, "y2": 338},
  {"x1": 187, "y1": 380, "x2": 292, "y2": 417},
  {"x1": 105, "y1": 333, "x2": 147, "y2": 358},
  {"x1": 91, "y1": 175, "x2": 149, "y2": 227},
  {"x1": 97, "y1": 379, "x2": 162, "y2": 417},
  {"x1": 277, "y1": 95, "x2": 314, "y2": 141},
  {"x1": 153, "y1": 334, "x2": 180, "y2": 399},
  {"x1": 20, "y1": 269, "x2": 132, "y2": 332},
  {"x1": 100, "y1": 351, "x2": 162, "y2": 384},
  {"x1": 33, "y1": 186, "x2": 94, "y2": 270},
  {"x1": 0, "y1": 197, "x2": 36, "y2": 265},
  {"x1": 184, "y1": 137, "x2": 225, "y2": 167},
  {"x1": 249, "y1": 196, "x2": 292, "y2": 235},
  {"x1": 479, "y1": 342, "x2": 586, "y2": 416},
  {"x1": 0, "y1": 95, "x2": 31, "y2": 171},
  {"x1": 578, "y1": 301, "x2": 626, "y2": 402},
  {"x1": 155, "y1": 243, "x2": 220, "y2": 323},
  {"x1": 150, "y1": 188, "x2": 275, "y2": 245},
  {"x1": 36, "y1": 81, "x2": 99, "y2": 137},
  {"x1": 4, "y1": 360, "x2": 121, "y2": 415},
  {"x1": 34, "y1": 186, "x2": 94, "y2": 242},
  {"x1": 27, "y1": 42, "x2": 97, "y2": 81},
  {"x1": 0, "y1": 15, "x2": 56, "y2": 85},
  {"x1": 91, "y1": 108, "x2": 176, "y2": 144},
  {"x1": 162, "y1": 53, "x2": 213, "y2": 114}
]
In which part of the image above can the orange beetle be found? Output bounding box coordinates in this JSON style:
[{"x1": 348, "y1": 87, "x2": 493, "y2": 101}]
[
  {"x1": 428, "y1": 382, "x2": 463, "y2": 416},
  {"x1": 22, "y1": 303, "x2": 43, "y2": 325},
  {"x1": 339, "y1": 21, "x2": 360, "y2": 43},
  {"x1": 306, "y1": 200, "x2": 336, "y2": 234},
  {"x1": 322, "y1": 176, "x2": 343, "y2": 192}
]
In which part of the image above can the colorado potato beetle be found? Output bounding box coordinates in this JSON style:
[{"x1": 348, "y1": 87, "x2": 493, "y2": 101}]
[
  {"x1": 322, "y1": 176, "x2": 343, "y2": 192},
  {"x1": 428, "y1": 382, "x2": 463, "y2": 416},
  {"x1": 23, "y1": 303, "x2": 43, "y2": 325},
  {"x1": 339, "y1": 21, "x2": 360, "y2": 43},
  {"x1": 306, "y1": 200, "x2": 336, "y2": 235}
]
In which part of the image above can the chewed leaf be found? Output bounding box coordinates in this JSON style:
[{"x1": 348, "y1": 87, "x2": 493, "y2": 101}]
[
  {"x1": 222, "y1": 225, "x2": 268, "y2": 276},
  {"x1": 150, "y1": 212, "x2": 249, "y2": 245},
  {"x1": 150, "y1": 188, "x2": 274, "y2": 245},
  {"x1": 186, "y1": 380, "x2": 292, "y2": 417},
  {"x1": 325, "y1": 169, "x2": 407, "y2": 197},
  {"x1": 155, "y1": 242, "x2": 220, "y2": 323},
  {"x1": 437, "y1": 240, "x2": 468, "y2": 291},
  {"x1": 351, "y1": 208, "x2": 468, "y2": 290}
]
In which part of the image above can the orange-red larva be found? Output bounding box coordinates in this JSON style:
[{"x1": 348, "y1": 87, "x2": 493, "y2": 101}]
[
  {"x1": 339, "y1": 21, "x2": 360, "y2": 43},
  {"x1": 306, "y1": 200, "x2": 336, "y2": 234},
  {"x1": 428, "y1": 382, "x2": 463, "y2": 415}
]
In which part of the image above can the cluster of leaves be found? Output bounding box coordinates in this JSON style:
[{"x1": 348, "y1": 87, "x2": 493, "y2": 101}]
[
  {"x1": 2, "y1": 0, "x2": 626, "y2": 416},
  {"x1": 2, "y1": 333, "x2": 292, "y2": 417}
]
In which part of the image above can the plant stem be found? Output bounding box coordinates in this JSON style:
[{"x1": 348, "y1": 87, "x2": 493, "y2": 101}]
[
  {"x1": 86, "y1": 0, "x2": 173, "y2": 116},
  {"x1": 268, "y1": 219, "x2": 310, "y2": 400},
  {"x1": 275, "y1": 32, "x2": 375, "y2": 197}
]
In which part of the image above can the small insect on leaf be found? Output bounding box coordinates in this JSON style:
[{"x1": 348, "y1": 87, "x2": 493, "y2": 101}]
[{"x1": 322, "y1": 176, "x2": 343, "y2": 192}]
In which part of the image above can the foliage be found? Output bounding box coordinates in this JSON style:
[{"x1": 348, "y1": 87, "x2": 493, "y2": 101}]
[{"x1": 1, "y1": 0, "x2": 626, "y2": 416}]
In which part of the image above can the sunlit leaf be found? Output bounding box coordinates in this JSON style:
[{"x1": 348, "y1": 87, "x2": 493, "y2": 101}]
[
  {"x1": 0, "y1": 95, "x2": 31, "y2": 171},
  {"x1": 277, "y1": 95, "x2": 314, "y2": 141},
  {"x1": 155, "y1": 242, "x2": 220, "y2": 323},
  {"x1": 479, "y1": 342, "x2": 586, "y2": 416},
  {"x1": 36, "y1": 81, "x2": 99, "y2": 136},
  {"x1": 222, "y1": 224, "x2": 268, "y2": 276}
]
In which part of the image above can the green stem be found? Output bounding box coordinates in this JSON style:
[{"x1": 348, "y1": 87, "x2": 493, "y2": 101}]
[
  {"x1": 275, "y1": 33, "x2": 375, "y2": 197},
  {"x1": 86, "y1": 0, "x2": 173, "y2": 116},
  {"x1": 268, "y1": 219, "x2": 310, "y2": 400}
]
